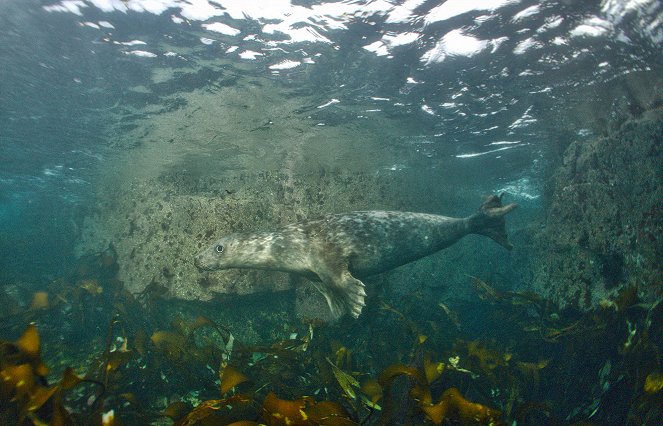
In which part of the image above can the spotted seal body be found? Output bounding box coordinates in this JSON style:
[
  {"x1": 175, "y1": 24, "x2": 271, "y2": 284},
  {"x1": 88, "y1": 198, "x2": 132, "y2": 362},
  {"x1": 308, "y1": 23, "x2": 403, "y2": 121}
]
[{"x1": 195, "y1": 195, "x2": 517, "y2": 319}]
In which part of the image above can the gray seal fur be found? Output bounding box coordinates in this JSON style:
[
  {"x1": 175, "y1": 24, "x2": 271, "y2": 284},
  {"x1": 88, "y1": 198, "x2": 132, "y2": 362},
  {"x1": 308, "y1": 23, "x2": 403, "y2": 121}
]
[{"x1": 195, "y1": 194, "x2": 517, "y2": 319}]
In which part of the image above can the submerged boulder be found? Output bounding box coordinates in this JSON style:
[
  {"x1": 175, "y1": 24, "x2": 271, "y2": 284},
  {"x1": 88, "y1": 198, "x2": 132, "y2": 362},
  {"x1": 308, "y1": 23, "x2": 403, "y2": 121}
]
[{"x1": 531, "y1": 109, "x2": 663, "y2": 309}]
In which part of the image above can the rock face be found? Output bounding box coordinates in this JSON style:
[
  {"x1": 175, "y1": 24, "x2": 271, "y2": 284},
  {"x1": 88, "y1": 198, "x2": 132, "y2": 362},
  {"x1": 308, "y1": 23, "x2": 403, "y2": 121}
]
[
  {"x1": 531, "y1": 110, "x2": 663, "y2": 309},
  {"x1": 76, "y1": 169, "x2": 400, "y2": 303}
]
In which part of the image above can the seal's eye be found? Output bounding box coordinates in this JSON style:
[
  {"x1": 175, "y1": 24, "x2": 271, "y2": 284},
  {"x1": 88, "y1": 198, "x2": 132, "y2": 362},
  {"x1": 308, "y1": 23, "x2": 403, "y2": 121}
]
[{"x1": 215, "y1": 244, "x2": 224, "y2": 253}]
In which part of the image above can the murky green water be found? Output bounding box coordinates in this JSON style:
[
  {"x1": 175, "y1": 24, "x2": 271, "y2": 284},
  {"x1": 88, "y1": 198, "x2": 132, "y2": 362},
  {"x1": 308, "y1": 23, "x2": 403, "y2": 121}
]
[{"x1": 1, "y1": 1, "x2": 662, "y2": 424}]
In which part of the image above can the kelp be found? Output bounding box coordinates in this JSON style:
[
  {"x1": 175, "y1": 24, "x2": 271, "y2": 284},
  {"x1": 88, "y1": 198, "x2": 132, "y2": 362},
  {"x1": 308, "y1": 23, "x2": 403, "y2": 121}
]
[
  {"x1": 644, "y1": 371, "x2": 663, "y2": 394},
  {"x1": 168, "y1": 363, "x2": 356, "y2": 426},
  {"x1": 0, "y1": 324, "x2": 103, "y2": 425},
  {"x1": 262, "y1": 392, "x2": 356, "y2": 426},
  {"x1": 163, "y1": 321, "x2": 499, "y2": 425},
  {"x1": 29, "y1": 292, "x2": 50, "y2": 311},
  {"x1": 327, "y1": 357, "x2": 360, "y2": 400},
  {"x1": 420, "y1": 387, "x2": 503, "y2": 425},
  {"x1": 2, "y1": 251, "x2": 662, "y2": 425},
  {"x1": 219, "y1": 365, "x2": 249, "y2": 395},
  {"x1": 369, "y1": 359, "x2": 503, "y2": 425},
  {"x1": 172, "y1": 394, "x2": 253, "y2": 426},
  {"x1": 149, "y1": 314, "x2": 233, "y2": 367}
]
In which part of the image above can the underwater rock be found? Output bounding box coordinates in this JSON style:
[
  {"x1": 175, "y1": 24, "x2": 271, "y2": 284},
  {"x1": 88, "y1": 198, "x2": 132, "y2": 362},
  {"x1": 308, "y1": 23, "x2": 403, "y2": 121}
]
[
  {"x1": 75, "y1": 170, "x2": 405, "y2": 308},
  {"x1": 531, "y1": 109, "x2": 663, "y2": 310}
]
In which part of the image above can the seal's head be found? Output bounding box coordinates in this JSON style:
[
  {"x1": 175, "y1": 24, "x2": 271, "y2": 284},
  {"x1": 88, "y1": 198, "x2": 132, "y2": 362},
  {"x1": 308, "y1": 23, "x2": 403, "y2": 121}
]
[
  {"x1": 194, "y1": 239, "x2": 221, "y2": 271},
  {"x1": 194, "y1": 232, "x2": 278, "y2": 271}
]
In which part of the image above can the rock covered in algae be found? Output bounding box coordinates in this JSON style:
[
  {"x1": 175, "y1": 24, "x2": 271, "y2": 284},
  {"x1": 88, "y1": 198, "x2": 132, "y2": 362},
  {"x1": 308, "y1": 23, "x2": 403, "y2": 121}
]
[
  {"x1": 530, "y1": 109, "x2": 663, "y2": 310},
  {"x1": 76, "y1": 169, "x2": 402, "y2": 306}
]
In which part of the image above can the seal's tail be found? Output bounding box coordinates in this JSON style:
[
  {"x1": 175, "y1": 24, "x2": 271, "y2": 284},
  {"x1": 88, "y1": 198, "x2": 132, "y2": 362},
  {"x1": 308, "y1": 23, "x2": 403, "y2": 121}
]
[{"x1": 469, "y1": 194, "x2": 518, "y2": 250}]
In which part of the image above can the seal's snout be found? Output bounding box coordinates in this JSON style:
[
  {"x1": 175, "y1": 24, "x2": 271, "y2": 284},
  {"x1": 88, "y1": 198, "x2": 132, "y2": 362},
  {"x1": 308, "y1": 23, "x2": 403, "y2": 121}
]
[{"x1": 195, "y1": 251, "x2": 220, "y2": 271}]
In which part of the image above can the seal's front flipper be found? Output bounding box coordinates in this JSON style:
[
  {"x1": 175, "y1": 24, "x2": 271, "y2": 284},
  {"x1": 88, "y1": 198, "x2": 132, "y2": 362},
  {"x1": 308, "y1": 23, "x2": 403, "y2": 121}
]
[
  {"x1": 310, "y1": 271, "x2": 366, "y2": 319},
  {"x1": 339, "y1": 271, "x2": 367, "y2": 318},
  {"x1": 470, "y1": 194, "x2": 518, "y2": 250}
]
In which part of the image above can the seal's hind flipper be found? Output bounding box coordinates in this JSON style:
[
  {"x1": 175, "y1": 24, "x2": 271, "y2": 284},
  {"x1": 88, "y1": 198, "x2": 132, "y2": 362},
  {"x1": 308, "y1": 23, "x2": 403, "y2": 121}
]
[
  {"x1": 310, "y1": 271, "x2": 366, "y2": 319},
  {"x1": 470, "y1": 194, "x2": 518, "y2": 250}
]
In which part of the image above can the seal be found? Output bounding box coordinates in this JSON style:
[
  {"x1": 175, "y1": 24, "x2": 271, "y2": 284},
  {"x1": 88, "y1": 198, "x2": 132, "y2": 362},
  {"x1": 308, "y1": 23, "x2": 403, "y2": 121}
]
[{"x1": 194, "y1": 194, "x2": 517, "y2": 319}]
